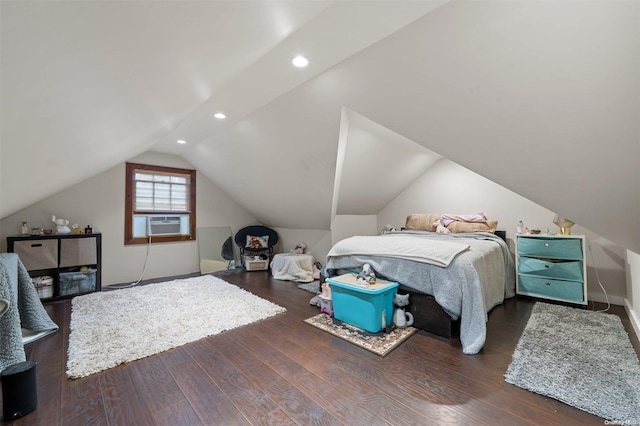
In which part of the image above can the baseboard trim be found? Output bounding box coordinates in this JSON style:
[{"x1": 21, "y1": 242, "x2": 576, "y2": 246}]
[
  {"x1": 624, "y1": 298, "x2": 640, "y2": 343},
  {"x1": 587, "y1": 291, "x2": 625, "y2": 306}
]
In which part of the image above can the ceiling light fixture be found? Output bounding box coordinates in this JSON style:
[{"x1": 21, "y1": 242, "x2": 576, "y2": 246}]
[
  {"x1": 292, "y1": 55, "x2": 309, "y2": 68},
  {"x1": 177, "y1": 140, "x2": 186, "y2": 144},
  {"x1": 213, "y1": 112, "x2": 226, "y2": 119}
]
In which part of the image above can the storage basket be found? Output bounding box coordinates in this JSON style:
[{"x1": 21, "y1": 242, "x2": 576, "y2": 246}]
[
  {"x1": 32, "y1": 276, "x2": 54, "y2": 299},
  {"x1": 245, "y1": 258, "x2": 269, "y2": 271},
  {"x1": 59, "y1": 269, "x2": 97, "y2": 296}
]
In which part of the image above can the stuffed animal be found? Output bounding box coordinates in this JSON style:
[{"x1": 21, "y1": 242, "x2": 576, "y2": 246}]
[
  {"x1": 380, "y1": 224, "x2": 397, "y2": 235},
  {"x1": 291, "y1": 242, "x2": 307, "y2": 255},
  {"x1": 356, "y1": 263, "x2": 376, "y2": 285},
  {"x1": 51, "y1": 215, "x2": 71, "y2": 234},
  {"x1": 393, "y1": 293, "x2": 414, "y2": 328}
]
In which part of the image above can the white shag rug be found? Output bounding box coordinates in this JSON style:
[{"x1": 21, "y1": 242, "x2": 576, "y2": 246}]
[{"x1": 67, "y1": 275, "x2": 285, "y2": 379}]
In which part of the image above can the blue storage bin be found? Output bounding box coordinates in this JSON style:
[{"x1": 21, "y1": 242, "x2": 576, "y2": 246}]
[
  {"x1": 59, "y1": 269, "x2": 97, "y2": 296},
  {"x1": 327, "y1": 274, "x2": 398, "y2": 333}
]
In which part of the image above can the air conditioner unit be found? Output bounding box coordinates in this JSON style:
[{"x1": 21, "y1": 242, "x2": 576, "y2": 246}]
[{"x1": 147, "y1": 216, "x2": 182, "y2": 236}]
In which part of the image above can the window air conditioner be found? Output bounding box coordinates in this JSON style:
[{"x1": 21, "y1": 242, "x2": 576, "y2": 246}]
[{"x1": 147, "y1": 216, "x2": 182, "y2": 236}]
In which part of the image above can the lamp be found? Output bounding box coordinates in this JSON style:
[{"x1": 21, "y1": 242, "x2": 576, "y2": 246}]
[{"x1": 553, "y1": 214, "x2": 575, "y2": 235}]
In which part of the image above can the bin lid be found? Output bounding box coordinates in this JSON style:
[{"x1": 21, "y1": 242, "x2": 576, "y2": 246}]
[{"x1": 327, "y1": 273, "x2": 398, "y2": 294}]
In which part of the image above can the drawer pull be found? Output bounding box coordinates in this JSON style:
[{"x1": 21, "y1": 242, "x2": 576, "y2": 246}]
[
  {"x1": 30, "y1": 243, "x2": 43, "y2": 247},
  {"x1": 544, "y1": 265, "x2": 550, "y2": 269},
  {"x1": 544, "y1": 243, "x2": 549, "y2": 247},
  {"x1": 545, "y1": 282, "x2": 551, "y2": 286}
]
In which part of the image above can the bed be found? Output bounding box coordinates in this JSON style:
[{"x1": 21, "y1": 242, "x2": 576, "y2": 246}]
[{"x1": 324, "y1": 214, "x2": 516, "y2": 355}]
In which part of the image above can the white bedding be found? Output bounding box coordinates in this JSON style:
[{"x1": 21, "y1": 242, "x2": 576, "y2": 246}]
[
  {"x1": 327, "y1": 234, "x2": 469, "y2": 268},
  {"x1": 271, "y1": 253, "x2": 315, "y2": 283}
]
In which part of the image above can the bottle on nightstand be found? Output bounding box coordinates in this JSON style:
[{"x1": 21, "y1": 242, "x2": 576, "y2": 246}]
[{"x1": 517, "y1": 220, "x2": 524, "y2": 235}]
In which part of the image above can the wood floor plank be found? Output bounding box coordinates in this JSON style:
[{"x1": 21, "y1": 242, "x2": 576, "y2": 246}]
[
  {"x1": 60, "y1": 374, "x2": 108, "y2": 426},
  {"x1": 99, "y1": 364, "x2": 155, "y2": 426},
  {"x1": 167, "y1": 360, "x2": 249, "y2": 426},
  {"x1": 186, "y1": 339, "x2": 294, "y2": 425},
  {"x1": 244, "y1": 362, "x2": 342, "y2": 426},
  {"x1": 150, "y1": 399, "x2": 203, "y2": 426},
  {"x1": 129, "y1": 354, "x2": 187, "y2": 414},
  {"x1": 233, "y1": 326, "x2": 391, "y2": 425}
]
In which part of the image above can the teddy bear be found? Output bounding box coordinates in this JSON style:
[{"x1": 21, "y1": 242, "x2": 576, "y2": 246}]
[
  {"x1": 291, "y1": 242, "x2": 307, "y2": 255},
  {"x1": 51, "y1": 215, "x2": 71, "y2": 234}
]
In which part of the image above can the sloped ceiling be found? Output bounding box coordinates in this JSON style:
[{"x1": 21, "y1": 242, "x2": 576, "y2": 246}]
[
  {"x1": 335, "y1": 109, "x2": 442, "y2": 215},
  {"x1": 1, "y1": 1, "x2": 639, "y2": 252}
]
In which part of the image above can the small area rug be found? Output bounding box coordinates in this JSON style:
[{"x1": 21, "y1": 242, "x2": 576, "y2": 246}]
[
  {"x1": 67, "y1": 275, "x2": 285, "y2": 379},
  {"x1": 505, "y1": 302, "x2": 640, "y2": 422},
  {"x1": 297, "y1": 281, "x2": 319, "y2": 294},
  {"x1": 304, "y1": 313, "x2": 416, "y2": 356}
]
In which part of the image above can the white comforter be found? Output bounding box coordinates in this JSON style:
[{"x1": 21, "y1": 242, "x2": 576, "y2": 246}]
[
  {"x1": 271, "y1": 253, "x2": 315, "y2": 283},
  {"x1": 328, "y1": 234, "x2": 469, "y2": 268}
]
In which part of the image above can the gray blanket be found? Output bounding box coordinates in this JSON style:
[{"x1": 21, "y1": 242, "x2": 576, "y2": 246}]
[
  {"x1": 325, "y1": 231, "x2": 515, "y2": 354},
  {"x1": 0, "y1": 253, "x2": 59, "y2": 371}
]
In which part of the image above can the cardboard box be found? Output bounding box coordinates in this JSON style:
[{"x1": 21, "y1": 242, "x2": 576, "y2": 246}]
[{"x1": 327, "y1": 273, "x2": 398, "y2": 333}]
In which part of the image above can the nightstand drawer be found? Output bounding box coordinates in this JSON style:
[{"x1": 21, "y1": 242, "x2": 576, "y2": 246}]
[
  {"x1": 518, "y1": 275, "x2": 584, "y2": 303},
  {"x1": 518, "y1": 257, "x2": 583, "y2": 281},
  {"x1": 517, "y1": 237, "x2": 582, "y2": 260}
]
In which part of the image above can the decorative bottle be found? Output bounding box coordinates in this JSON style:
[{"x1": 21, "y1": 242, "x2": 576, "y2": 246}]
[
  {"x1": 517, "y1": 220, "x2": 524, "y2": 235},
  {"x1": 21, "y1": 222, "x2": 28, "y2": 235}
]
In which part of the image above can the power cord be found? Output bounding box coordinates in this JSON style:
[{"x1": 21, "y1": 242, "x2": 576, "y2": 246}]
[
  {"x1": 108, "y1": 235, "x2": 151, "y2": 289},
  {"x1": 586, "y1": 237, "x2": 610, "y2": 313}
]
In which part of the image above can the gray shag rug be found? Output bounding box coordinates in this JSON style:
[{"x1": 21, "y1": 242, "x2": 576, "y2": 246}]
[{"x1": 505, "y1": 302, "x2": 640, "y2": 422}]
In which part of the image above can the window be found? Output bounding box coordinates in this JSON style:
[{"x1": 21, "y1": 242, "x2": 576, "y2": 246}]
[{"x1": 125, "y1": 162, "x2": 196, "y2": 245}]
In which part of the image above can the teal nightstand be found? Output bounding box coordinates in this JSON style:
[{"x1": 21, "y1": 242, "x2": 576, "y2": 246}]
[{"x1": 516, "y1": 234, "x2": 587, "y2": 305}]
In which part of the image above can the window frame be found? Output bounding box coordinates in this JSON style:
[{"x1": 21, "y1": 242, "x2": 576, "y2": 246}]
[{"x1": 125, "y1": 162, "x2": 196, "y2": 245}]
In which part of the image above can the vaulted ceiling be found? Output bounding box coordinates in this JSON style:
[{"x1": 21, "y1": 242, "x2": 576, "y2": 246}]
[{"x1": 1, "y1": 1, "x2": 638, "y2": 252}]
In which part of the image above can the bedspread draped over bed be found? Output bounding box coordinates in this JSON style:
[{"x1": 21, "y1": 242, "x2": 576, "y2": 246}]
[{"x1": 325, "y1": 231, "x2": 516, "y2": 354}]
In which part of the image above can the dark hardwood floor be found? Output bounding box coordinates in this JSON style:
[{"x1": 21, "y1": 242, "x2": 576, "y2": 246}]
[{"x1": 3, "y1": 269, "x2": 638, "y2": 425}]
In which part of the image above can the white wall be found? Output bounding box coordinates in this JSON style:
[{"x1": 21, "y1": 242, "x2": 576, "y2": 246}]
[
  {"x1": 331, "y1": 214, "x2": 378, "y2": 244},
  {"x1": 272, "y1": 227, "x2": 332, "y2": 266},
  {"x1": 0, "y1": 152, "x2": 257, "y2": 285},
  {"x1": 377, "y1": 158, "x2": 627, "y2": 304}
]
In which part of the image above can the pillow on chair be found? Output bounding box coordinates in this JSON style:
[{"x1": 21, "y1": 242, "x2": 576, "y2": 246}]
[{"x1": 246, "y1": 235, "x2": 269, "y2": 249}]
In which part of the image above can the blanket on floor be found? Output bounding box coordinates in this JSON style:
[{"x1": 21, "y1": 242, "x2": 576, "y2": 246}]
[{"x1": 0, "y1": 253, "x2": 58, "y2": 371}]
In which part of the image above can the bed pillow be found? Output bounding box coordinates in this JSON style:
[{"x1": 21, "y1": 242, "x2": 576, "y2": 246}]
[
  {"x1": 246, "y1": 235, "x2": 269, "y2": 249},
  {"x1": 404, "y1": 214, "x2": 440, "y2": 232},
  {"x1": 446, "y1": 220, "x2": 498, "y2": 234}
]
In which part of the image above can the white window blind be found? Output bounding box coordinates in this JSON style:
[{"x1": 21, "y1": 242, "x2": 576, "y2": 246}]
[{"x1": 134, "y1": 171, "x2": 190, "y2": 212}]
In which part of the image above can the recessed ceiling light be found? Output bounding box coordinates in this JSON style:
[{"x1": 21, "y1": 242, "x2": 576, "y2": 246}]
[
  {"x1": 213, "y1": 112, "x2": 226, "y2": 119},
  {"x1": 292, "y1": 55, "x2": 309, "y2": 68},
  {"x1": 177, "y1": 140, "x2": 186, "y2": 144}
]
